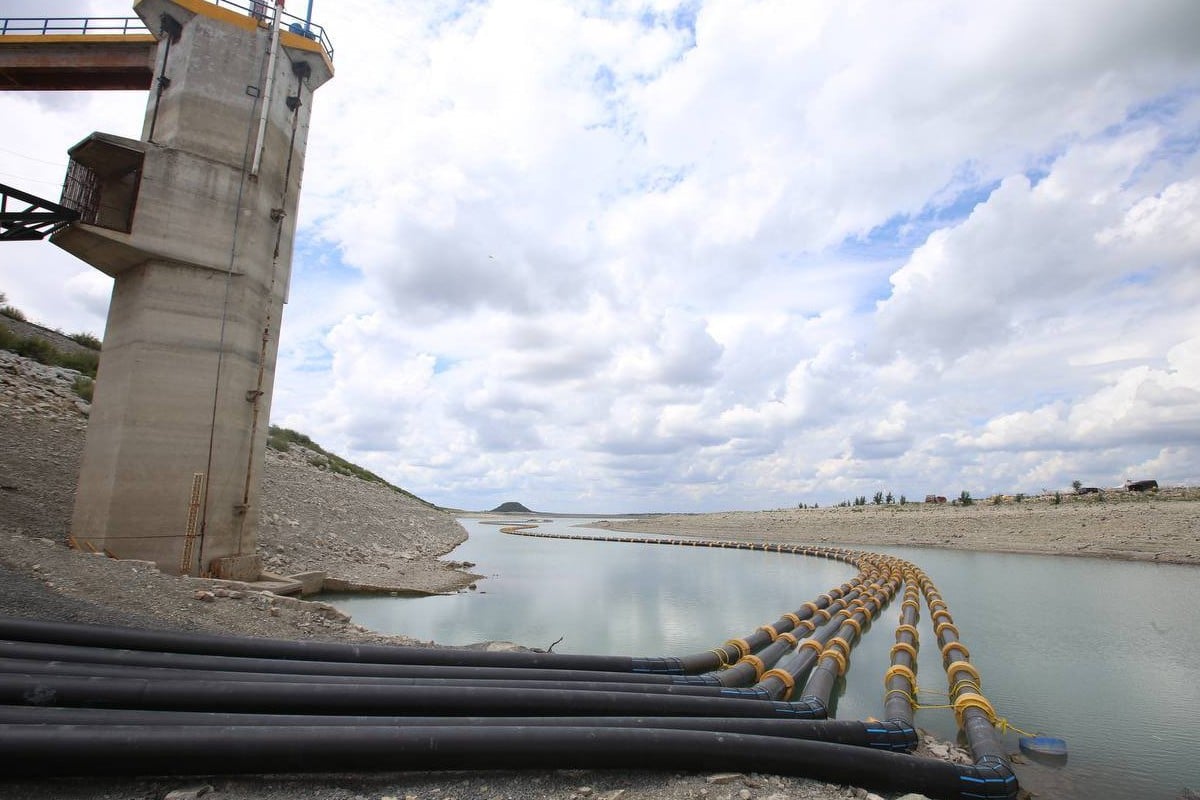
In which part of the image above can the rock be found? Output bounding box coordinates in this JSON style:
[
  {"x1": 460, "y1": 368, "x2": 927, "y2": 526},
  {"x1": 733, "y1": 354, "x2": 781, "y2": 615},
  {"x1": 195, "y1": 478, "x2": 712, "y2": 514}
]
[
  {"x1": 707, "y1": 774, "x2": 742, "y2": 785},
  {"x1": 162, "y1": 785, "x2": 214, "y2": 799},
  {"x1": 192, "y1": 590, "x2": 215, "y2": 602},
  {"x1": 737, "y1": 790, "x2": 752, "y2": 800}
]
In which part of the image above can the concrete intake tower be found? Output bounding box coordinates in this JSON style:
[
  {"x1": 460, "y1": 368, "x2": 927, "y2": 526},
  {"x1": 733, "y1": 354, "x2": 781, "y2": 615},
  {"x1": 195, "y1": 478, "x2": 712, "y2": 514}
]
[{"x1": 47, "y1": 0, "x2": 333, "y2": 578}]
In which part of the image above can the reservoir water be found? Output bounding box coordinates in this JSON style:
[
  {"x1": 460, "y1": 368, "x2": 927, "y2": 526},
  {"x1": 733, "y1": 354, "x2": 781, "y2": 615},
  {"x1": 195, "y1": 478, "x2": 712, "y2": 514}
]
[{"x1": 328, "y1": 517, "x2": 1200, "y2": 800}]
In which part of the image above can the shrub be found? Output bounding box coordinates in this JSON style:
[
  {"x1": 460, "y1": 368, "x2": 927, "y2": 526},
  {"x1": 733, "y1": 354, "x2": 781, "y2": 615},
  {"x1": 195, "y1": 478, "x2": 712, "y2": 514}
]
[
  {"x1": 68, "y1": 332, "x2": 102, "y2": 350},
  {"x1": 885, "y1": 491, "x2": 894, "y2": 505},
  {"x1": 959, "y1": 490, "x2": 974, "y2": 506},
  {"x1": 72, "y1": 376, "x2": 94, "y2": 402},
  {"x1": 872, "y1": 491, "x2": 884, "y2": 505},
  {"x1": 1052, "y1": 491, "x2": 1062, "y2": 505},
  {"x1": 899, "y1": 495, "x2": 907, "y2": 505},
  {"x1": 1015, "y1": 493, "x2": 1025, "y2": 503},
  {"x1": 1, "y1": 304, "x2": 26, "y2": 321}
]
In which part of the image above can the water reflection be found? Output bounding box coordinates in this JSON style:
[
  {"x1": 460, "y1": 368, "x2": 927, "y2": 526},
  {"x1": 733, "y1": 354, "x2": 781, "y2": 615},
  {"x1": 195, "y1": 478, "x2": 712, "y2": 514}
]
[{"x1": 327, "y1": 518, "x2": 1200, "y2": 800}]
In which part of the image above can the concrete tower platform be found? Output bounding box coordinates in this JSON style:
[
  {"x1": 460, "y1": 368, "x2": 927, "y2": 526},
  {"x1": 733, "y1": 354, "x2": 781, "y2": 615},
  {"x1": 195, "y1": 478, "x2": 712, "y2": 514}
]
[{"x1": 48, "y1": 0, "x2": 333, "y2": 577}]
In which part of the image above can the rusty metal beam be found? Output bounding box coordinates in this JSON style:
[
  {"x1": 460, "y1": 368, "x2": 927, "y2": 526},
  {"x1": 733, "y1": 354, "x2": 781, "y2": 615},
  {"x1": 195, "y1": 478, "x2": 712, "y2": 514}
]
[{"x1": 0, "y1": 36, "x2": 156, "y2": 91}]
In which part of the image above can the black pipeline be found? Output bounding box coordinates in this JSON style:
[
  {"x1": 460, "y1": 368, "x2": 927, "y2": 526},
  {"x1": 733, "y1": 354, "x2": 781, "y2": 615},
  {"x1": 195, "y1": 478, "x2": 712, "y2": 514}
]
[
  {"x1": 0, "y1": 705, "x2": 917, "y2": 750},
  {"x1": 0, "y1": 724, "x2": 1018, "y2": 799}
]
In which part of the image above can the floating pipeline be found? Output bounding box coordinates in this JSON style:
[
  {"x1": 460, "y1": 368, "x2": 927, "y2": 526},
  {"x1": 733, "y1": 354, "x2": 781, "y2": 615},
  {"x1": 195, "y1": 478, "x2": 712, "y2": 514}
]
[
  {"x1": 496, "y1": 527, "x2": 1018, "y2": 799},
  {"x1": 0, "y1": 531, "x2": 1018, "y2": 800}
]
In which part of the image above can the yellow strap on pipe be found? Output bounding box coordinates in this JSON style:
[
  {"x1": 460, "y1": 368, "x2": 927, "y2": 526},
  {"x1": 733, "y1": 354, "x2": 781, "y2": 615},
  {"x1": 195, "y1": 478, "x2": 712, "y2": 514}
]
[
  {"x1": 708, "y1": 648, "x2": 730, "y2": 668},
  {"x1": 935, "y1": 621, "x2": 959, "y2": 639},
  {"x1": 953, "y1": 691, "x2": 997, "y2": 728},
  {"x1": 884, "y1": 663, "x2": 917, "y2": 687},
  {"x1": 931, "y1": 608, "x2": 953, "y2": 625},
  {"x1": 895, "y1": 623, "x2": 920, "y2": 641},
  {"x1": 813, "y1": 608, "x2": 832, "y2": 622},
  {"x1": 739, "y1": 654, "x2": 766, "y2": 680},
  {"x1": 902, "y1": 598, "x2": 920, "y2": 613},
  {"x1": 883, "y1": 687, "x2": 915, "y2": 708},
  {"x1": 827, "y1": 636, "x2": 852, "y2": 657},
  {"x1": 796, "y1": 618, "x2": 817, "y2": 633},
  {"x1": 890, "y1": 641, "x2": 918, "y2": 661},
  {"x1": 757, "y1": 625, "x2": 779, "y2": 642},
  {"x1": 840, "y1": 617, "x2": 863, "y2": 637},
  {"x1": 941, "y1": 641, "x2": 970, "y2": 661},
  {"x1": 777, "y1": 632, "x2": 798, "y2": 647},
  {"x1": 761, "y1": 668, "x2": 796, "y2": 700},
  {"x1": 947, "y1": 661, "x2": 982, "y2": 686},
  {"x1": 726, "y1": 638, "x2": 751, "y2": 658},
  {"x1": 798, "y1": 638, "x2": 824, "y2": 656},
  {"x1": 782, "y1": 612, "x2": 802, "y2": 627},
  {"x1": 821, "y1": 647, "x2": 849, "y2": 676},
  {"x1": 799, "y1": 601, "x2": 819, "y2": 616}
]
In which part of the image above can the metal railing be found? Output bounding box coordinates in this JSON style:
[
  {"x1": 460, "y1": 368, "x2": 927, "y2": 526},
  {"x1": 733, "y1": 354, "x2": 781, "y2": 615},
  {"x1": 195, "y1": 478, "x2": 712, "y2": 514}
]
[
  {"x1": 0, "y1": 17, "x2": 149, "y2": 36},
  {"x1": 0, "y1": 3, "x2": 333, "y2": 61}
]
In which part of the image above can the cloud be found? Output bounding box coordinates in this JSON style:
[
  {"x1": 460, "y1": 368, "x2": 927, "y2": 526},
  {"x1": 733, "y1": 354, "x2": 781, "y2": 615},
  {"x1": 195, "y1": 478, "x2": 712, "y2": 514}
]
[{"x1": 4, "y1": 0, "x2": 1199, "y2": 510}]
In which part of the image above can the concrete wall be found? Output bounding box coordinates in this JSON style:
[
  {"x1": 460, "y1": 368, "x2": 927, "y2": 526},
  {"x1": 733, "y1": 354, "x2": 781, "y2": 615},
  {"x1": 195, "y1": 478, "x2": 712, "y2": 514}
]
[{"x1": 56, "y1": 0, "x2": 331, "y2": 577}]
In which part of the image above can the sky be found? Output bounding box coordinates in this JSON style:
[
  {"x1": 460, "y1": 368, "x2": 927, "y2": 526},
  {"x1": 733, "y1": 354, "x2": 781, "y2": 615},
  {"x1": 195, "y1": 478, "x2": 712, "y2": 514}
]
[{"x1": 2, "y1": 0, "x2": 1199, "y2": 513}]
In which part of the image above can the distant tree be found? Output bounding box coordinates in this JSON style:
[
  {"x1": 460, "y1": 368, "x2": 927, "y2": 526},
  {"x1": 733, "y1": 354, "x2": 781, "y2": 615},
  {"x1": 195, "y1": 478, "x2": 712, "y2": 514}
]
[
  {"x1": 1014, "y1": 493, "x2": 1025, "y2": 503},
  {"x1": 1052, "y1": 491, "x2": 1062, "y2": 505},
  {"x1": 959, "y1": 490, "x2": 974, "y2": 506},
  {"x1": 1072, "y1": 480, "x2": 1083, "y2": 493},
  {"x1": 885, "y1": 491, "x2": 894, "y2": 505},
  {"x1": 899, "y1": 495, "x2": 907, "y2": 505}
]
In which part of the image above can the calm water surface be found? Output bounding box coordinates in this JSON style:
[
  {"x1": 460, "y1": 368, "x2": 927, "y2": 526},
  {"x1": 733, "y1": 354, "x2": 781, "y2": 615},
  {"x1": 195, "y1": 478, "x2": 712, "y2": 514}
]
[{"x1": 328, "y1": 517, "x2": 1200, "y2": 800}]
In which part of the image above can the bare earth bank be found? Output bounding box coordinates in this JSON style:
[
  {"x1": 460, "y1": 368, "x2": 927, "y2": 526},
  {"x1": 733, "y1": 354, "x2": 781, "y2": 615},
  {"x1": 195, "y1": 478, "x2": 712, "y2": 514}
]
[{"x1": 590, "y1": 495, "x2": 1200, "y2": 565}]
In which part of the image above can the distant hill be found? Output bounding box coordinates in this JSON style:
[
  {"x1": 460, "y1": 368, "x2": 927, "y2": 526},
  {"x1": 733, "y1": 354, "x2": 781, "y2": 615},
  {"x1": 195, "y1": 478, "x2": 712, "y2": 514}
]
[{"x1": 490, "y1": 501, "x2": 532, "y2": 513}]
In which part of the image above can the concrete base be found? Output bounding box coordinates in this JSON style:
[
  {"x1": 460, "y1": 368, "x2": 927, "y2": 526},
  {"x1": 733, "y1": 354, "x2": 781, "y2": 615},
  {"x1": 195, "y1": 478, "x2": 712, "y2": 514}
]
[{"x1": 209, "y1": 554, "x2": 263, "y2": 582}]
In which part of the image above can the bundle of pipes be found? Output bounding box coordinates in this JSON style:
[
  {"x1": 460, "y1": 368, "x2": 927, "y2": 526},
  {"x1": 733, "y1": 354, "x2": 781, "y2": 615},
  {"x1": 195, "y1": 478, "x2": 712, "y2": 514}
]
[{"x1": 0, "y1": 537, "x2": 1017, "y2": 800}]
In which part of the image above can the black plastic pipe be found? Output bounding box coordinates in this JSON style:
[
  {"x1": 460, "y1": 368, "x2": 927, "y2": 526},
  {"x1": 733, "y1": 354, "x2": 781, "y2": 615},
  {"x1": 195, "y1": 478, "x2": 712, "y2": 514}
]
[
  {"x1": 0, "y1": 616, "x2": 688, "y2": 673},
  {"x1": 0, "y1": 639, "x2": 710, "y2": 685},
  {"x1": 0, "y1": 705, "x2": 918, "y2": 751},
  {"x1": 883, "y1": 576, "x2": 921, "y2": 724},
  {"x1": 0, "y1": 673, "x2": 825, "y2": 718},
  {"x1": 0, "y1": 658, "x2": 765, "y2": 699},
  {"x1": 0, "y1": 724, "x2": 1018, "y2": 798}
]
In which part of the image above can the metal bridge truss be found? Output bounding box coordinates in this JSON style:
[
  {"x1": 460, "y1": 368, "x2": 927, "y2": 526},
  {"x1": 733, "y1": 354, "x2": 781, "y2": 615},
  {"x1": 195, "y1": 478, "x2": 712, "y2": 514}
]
[{"x1": 0, "y1": 182, "x2": 78, "y2": 241}]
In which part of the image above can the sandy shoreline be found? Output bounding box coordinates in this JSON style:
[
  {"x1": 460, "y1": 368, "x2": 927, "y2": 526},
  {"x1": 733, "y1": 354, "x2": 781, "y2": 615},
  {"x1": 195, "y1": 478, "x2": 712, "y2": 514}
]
[{"x1": 583, "y1": 493, "x2": 1200, "y2": 567}]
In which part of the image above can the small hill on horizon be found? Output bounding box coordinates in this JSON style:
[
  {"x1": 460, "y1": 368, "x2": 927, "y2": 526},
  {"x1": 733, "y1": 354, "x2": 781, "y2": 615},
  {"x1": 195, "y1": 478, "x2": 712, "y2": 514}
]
[{"x1": 490, "y1": 501, "x2": 533, "y2": 513}]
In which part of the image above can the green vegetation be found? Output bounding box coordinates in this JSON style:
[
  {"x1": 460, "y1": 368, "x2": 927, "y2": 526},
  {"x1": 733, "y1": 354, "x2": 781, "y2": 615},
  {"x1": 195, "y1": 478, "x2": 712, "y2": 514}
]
[
  {"x1": 266, "y1": 425, "x2": 436, "y2": 508},
  {"x1": 0, "y1": 323, "x2": 100, "y2": 377},
  {"x1": 68, "y1": 332, "x2": 102, "y2": 350},
  {"x1": 958, "y1": 490, "x2": 974, "y2": 506},
  {"x1": 0, "y1": 293, "x2": 26, "y2": 321},
  {"x1": 0, "y1": 294, "x2": 102, "y2": 377},
  {"x1": 72, "y1": 376, "x2": 94, "y2": 402}
]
